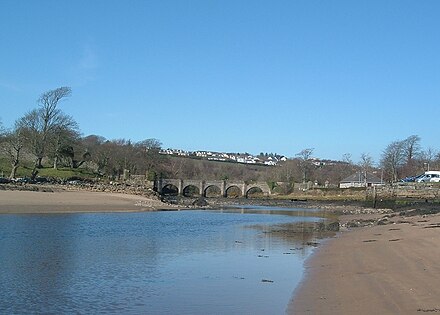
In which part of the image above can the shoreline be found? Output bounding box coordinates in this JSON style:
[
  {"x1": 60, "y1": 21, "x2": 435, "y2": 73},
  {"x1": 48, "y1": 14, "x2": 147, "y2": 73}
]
[{"x1": 288, "y1": 209, "x2": 440, "y2": 314}]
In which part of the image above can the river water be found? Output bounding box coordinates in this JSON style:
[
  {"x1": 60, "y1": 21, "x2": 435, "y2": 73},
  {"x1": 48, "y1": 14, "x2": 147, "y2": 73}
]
[{"x1": 0, "y1": 206, "x2": 324, "y2": 314}]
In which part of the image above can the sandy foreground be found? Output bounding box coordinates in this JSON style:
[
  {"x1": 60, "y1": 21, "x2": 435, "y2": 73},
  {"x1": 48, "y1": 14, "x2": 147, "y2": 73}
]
[
  {"x1": 289, "y1": 211, "x2": 440, "y2": 314},
  {"x1": 0, "y1": 189, "x2": 178, "y2": 213}
]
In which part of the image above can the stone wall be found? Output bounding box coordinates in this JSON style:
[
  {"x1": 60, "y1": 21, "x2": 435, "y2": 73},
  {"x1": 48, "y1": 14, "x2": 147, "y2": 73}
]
[{"x1": 367, "y1": 183, "x2": 440, "y2": 200}]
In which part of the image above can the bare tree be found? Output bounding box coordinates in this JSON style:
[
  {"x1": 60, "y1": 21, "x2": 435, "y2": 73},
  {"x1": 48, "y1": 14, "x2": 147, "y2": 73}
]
[
  {"x1": 433, "y1": 151, "x2": 440, "y2": 170},
  {"x1": 19, "y1": 87, "x2": 74, "y2": 171},
  {"x1": 420, "y1": 147, "x2": 437, "y2": 171},
  {"x1": 402, "y1": 135, "x2": 421, "y2": 162},
  {"x1": 380, "y1": 140, "x2": 405, "y2": 182},
  {"x1": 135, "y1": 139, "x2": 164, "y2": 179},
  {"x1": 359, "y1": 152, "x2": 374, "y2": 186},
  {"x1": 137, "y1": 138, "x2": 162, "y2": 150},
  {"x1": 1, "y1": 122, "x2": 26, "y2": 178},
  {"x1": 342, "y1": 153, "x2": 353, "y2": 165},
  {"x1": 296, "y1": 148, "x2": 314, "y2": 183},
  {"x1": 168, "y1": 157, "x2": 184, "y2": 178},
  {"x1": 400, "y1": 135, "x2": 421, "y2": 176}
]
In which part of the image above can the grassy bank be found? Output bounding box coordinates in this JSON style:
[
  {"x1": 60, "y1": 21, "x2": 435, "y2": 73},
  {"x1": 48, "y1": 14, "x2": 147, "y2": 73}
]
[{"x1": 0, "y1": 158, "x2": 96, "y2": 180}]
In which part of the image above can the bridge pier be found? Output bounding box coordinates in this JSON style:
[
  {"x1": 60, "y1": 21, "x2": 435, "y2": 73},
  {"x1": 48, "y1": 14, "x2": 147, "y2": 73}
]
[
  {"x1": 177, "y1": 179, "x2": 183, "y2": 196},
  {"x1": 200, "y1": 180, "x2": 205, "y2": 197},
  {"x1": 221, "y1": 180, "x2": 226, "y2": 197},
  {"x1": 156, "y1": 178, "x2": 163, "y2": 194}
]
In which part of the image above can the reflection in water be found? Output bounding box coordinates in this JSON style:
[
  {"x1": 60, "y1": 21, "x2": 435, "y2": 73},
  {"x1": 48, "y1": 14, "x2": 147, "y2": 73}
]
[{"x1": 0, "y1": 207, "x2": 329, "y2": 314}]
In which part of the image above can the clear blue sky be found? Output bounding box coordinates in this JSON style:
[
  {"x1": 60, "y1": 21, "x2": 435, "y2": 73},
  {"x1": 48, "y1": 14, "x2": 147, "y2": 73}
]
[{"x1": 1, "y1": 1, "x2": 439, "y2": 163}]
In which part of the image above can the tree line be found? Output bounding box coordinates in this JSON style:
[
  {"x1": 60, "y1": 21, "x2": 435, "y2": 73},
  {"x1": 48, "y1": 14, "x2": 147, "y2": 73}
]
[{"x1": 1, "y1": 87, "x2": 440, "y2": 186}]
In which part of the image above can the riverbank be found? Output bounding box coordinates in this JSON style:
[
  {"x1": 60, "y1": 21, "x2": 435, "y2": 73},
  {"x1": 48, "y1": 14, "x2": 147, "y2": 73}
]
[{"x1": 289, "y1": 207, "x2": 440, "y2": 314}]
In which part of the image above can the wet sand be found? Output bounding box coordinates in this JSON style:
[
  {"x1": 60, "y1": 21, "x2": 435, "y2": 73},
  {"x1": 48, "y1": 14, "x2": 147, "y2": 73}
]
[
  {"x1": 0, "y1": 189, "x2": 177, "y2": 213},
  {"x1": 289, "y1": 212, "x2": 440, "y2": 314}
]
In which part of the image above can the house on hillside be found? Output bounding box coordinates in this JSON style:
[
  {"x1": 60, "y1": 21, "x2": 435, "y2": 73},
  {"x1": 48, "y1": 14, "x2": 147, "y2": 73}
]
[
  {"x1": 263, "y1": 157, "x2": 276, "y2": 166},
  {"x1": 340, "y1": 172, "x2": 383, "y2": 188}
]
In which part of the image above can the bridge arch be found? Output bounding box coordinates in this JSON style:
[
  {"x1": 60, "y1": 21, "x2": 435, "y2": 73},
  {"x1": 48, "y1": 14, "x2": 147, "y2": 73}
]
[
  {"x1": 204, "y1": 185, "x2": 222, "y2": 198},
  {"x1": 162, "y1": 184, "x2": 179, "y2": 196},
  {"x1": 182, "y1": 185, "x2": 200, "y2": 197},
  {"x1": 225, "y1": 185, "x2": 242, "y2": 198},
  {"x1": 246, "y1": 186, "x2": 264, "y2": 198}
]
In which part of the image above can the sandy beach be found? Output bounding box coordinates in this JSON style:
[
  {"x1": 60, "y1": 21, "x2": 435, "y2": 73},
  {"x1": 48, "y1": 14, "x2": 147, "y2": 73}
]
[
  {"x1": 289, "y1": 210, "x2": 440, "y2": 314},
  {"x1": 0, "y1": 189, "x2": 177, "y2": 213}
]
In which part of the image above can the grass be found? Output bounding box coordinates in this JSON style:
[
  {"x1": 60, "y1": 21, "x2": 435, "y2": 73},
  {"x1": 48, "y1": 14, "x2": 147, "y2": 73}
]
[{"x1": 0, "y1": 157, "x2": 96, "y2": 179}]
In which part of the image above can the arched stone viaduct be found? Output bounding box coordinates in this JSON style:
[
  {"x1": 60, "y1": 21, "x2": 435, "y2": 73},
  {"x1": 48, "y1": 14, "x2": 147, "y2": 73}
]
[{"x1": 155, "y1": 179, "x2": 271, "y2": 198}]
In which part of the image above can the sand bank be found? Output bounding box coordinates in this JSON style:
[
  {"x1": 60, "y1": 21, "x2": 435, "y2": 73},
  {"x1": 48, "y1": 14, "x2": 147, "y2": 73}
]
[
  {"x1": 0, "y1": 189, "x2": 178, "y2": 213},
  {"x1": 289, "y1": 211, "x2": 440, "y2": 314}
]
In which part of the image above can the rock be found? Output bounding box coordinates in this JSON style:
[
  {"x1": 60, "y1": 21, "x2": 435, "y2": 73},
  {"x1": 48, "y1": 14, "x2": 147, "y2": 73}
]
[
  {"x1": 346, "y1": 221, "x2": 359, "y2": 228},
  {"x1": 192, "y1": 197, "x2": 209, "y2": 207},
  {"x1": 326, "y1": 221, "x2": 340, "y2": 231},
  {"x1": 377, "y1": 218, "x2": 390, "y2": 225},
  {"x1": 305, "y1": 241, "x2": 319, "y2": 247}
]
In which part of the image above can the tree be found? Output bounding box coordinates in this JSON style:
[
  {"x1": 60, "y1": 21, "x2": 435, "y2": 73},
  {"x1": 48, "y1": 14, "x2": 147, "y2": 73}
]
[
  {"x1": 296, "y1": 148, "x2": 314, "y2": 183},
  {"x1": 380, "y1": 140, "x2": 405, "y2": 182},
  {"x1": 420, "y1": 147, "x2": 437, "y2": 171},
  {"x1": 79, "y1": 135, "x2": 105, "y2": 174},
  {"x1": 49, "y1": 116, "x2": 80, "y2": 169},
  {"x1": 135, "y1": 138, "x2": 164, "y2": 180},
  {"x1": 359, "y1": 153, "x2": 374, "y2": 186},
  {"x1": 19, "y1": 87, "x2": 74, "y2": 169},
  {"x1": 402, "y1": 135, "x2": 421, "y2": 163},
  {"x1": 104, "y1": 139, "x2": 133, "y2": 179},
  {"x1": 401, "y1": 135, "x2": 421, "y2": 175},
  {"x1": 342, "y1": 153, "x2": 353, "y2": 165},
  {"x1": 137, "y1": 138, "x2": 162, "y2": 150},
  {"x1": 379, "y1": 136, "x2": 422, "y2": 180},
  {"x1": 1, "y1": 122, "x2": 26, "y2": 178}
]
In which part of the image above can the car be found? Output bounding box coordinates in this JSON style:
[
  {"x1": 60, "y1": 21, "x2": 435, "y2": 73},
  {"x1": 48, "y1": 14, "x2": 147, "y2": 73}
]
[
  {"x1": 401, "y1": 174, "x2": 425, "y2": 182},
  {"x1": 34, "y1": 177, "x2": 49, "y2": 183},
  {"x1": 416, "y1": 171, "x2": 440, "y2": 183},
  {"x1": 12, "y1": 177, "x2": 31, "y2": 183},
  {"x1": 0, "y1": 177, "x2": 12, "y2": 184}
]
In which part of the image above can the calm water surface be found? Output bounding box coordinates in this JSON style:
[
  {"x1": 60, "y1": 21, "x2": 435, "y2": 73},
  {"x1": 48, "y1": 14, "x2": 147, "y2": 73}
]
[{"x1": 0, "y1": 207, "x2": 322, "y2": 314}]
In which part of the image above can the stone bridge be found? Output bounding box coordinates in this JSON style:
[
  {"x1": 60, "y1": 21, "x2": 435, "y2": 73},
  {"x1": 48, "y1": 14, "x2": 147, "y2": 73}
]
[{"x1": 155, "y1": 179, "x2": 271, "y2": 198}]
